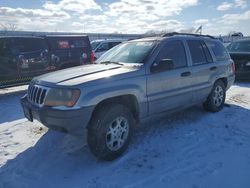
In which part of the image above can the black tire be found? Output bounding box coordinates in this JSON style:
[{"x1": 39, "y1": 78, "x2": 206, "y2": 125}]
[
  {"x1": 203, "y1": 80, "x2": 226, "y2": 112},
  {"x1": 87, "y1": 104, "x2": 135, "y2": 161}
]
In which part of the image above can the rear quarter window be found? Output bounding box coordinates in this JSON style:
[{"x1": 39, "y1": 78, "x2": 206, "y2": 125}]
[{"x1": 206, "y1": 40, "x2": 230, "y2": 61}]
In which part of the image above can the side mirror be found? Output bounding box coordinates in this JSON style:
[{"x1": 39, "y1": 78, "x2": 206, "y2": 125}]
[{"x1": 151, "y1": 59, "x2": 174, "y2": 73}]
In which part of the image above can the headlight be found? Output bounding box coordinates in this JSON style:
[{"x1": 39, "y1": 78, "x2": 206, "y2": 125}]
[{"x1": 44, "y1": 88, "x2": 80, "y2": 107}]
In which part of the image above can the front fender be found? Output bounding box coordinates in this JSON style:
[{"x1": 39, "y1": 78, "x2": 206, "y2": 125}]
[{"x1": 79, "y1": 84, "x2": 147, "y2": 107}]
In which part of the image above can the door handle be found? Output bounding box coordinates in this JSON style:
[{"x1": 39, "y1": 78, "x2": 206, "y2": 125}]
[
  {"x1": 210, "y1": 66, "x2": 217, "y2": 71},
  {"x1": 181, "y1": 71, "x2": 191, "y2": 77}
]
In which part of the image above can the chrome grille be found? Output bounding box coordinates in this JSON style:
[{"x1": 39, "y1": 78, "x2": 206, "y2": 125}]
[{"x1": 28, "y1": 85, "x2": 48, "y2": 106}]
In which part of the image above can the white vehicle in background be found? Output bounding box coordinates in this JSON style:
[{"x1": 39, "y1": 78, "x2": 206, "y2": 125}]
[{"x1": 91, "y1": 39, "x2": 126, "y2": 59}]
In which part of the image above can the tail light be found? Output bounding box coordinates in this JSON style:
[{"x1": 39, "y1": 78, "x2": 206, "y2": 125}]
[
  {"x1": 229, "y1": 59, "x2": 235, "y2": 74},
  {"x1": 90, "y1": 51, "x2": 95, "y2": 63}
]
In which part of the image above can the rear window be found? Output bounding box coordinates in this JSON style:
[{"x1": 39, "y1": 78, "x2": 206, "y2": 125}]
[
  {"x1": 50, "y1": 37, "x2": 89, "y2": 50},
  {"x1": 58, "y1": 40, "x2": 70, "y2": 49},
  {"x1": 91, "y1": 41, "x2": 101, "y2": 50},
  {"x1": 206, "y1": 40, "x2": 230, "y2": 61},
  {"x1": 227, "y1": 41, "x2": 250, "y2": 53}
]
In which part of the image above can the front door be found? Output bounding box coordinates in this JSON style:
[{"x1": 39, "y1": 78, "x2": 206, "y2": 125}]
[{"x1": 147, "y1": 40, "x2": 194, "y2": 115}]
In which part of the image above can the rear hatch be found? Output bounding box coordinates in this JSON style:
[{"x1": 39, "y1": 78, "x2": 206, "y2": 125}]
[
  {"x1": 229, "y1": 52, "x2": 250, "y2": 73},
  {"x1": 45, "y1": 36, "x2": 91, "y2": 69}
]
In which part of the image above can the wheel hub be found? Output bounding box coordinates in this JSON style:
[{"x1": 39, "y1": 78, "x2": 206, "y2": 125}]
[
  {"x1": 106, "y1": 116, "x2": 129, "y2": 151},
  {"x1": 213, "y1": 85, "x2": 224, "y2": 107}
]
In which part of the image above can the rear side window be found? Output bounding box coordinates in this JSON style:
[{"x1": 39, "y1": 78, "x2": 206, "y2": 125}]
[
  {"x1": 157, "y1": 40, "x2": 187, "y2": 68},
  {"x1": 12, "y1": 38, "x2": 47, "y2": 53},
  {"x1": 187, "y1": 40, "x2": 209, "y2": 65},
  {"x1": 206, "y1": 40, "x2": 230, "y2": 61}
]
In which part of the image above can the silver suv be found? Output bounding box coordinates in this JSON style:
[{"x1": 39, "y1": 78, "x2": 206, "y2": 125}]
[{"x1": 21, "y1": 33, "x2": 235, "y2": 160}]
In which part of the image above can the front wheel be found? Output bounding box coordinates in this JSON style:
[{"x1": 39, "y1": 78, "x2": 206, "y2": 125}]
[
  {"x1": 87, "y1": 104, "x2": 135, "y2": 161},
  {"x1": 203, "y1": 80, "x2": 226, "y2": 112}
]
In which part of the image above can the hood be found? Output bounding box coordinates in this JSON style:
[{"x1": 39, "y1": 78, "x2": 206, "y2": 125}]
[{"x1": 33, "y1": 64, "x2": 142, "y2": 87}]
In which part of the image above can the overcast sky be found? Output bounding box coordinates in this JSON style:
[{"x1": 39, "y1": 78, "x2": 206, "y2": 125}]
[{"x1": 0, "y1": 0, "x2": 249, "y2": 36}]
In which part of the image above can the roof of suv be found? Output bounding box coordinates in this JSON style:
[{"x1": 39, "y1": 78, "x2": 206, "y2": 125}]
[{"x1": 130, "y1": 32, "x2": 217, "y2": 42}]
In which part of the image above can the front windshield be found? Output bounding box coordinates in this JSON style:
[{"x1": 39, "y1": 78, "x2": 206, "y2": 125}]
[
  {"x1": 91, "y1": 41, "x2": 101, "y2": 50},
  {"x1": 96, "y1": 41, "x2": 155, "y2": 64},
  {"x1": 227, "y1": 41, "x2": 250, "y2": 52}
]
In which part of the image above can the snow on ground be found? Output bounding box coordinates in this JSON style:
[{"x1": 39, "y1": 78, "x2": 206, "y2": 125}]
[{"x1": 0, "y1": 83, "x2": 250, "y2": 188}]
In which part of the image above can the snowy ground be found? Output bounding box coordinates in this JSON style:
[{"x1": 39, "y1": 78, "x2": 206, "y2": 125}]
[{"x1": 0, "y1": 83, "x2": 250, "y2": 188}]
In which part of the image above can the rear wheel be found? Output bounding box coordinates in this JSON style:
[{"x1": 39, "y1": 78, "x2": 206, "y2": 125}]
[
  {"x1": 203, "y1": 80, "x2": 226, "y2": 112},
  {"x1": 87, "y1": 104, "x2": 135, "y2": 161}
]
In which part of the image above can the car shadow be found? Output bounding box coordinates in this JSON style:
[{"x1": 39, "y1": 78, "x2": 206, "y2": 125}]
[
  {"x1": 0, "y1": 102, "x2": 250, "y2": 188},
  {"x1": 0, "y1": 92, "x2": 26, "y2": 124}
]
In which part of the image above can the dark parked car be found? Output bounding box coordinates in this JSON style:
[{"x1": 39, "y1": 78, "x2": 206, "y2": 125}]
[
  {"x1": 21, "y1": 33, "x2": 235, "y2": 160},
  {"x1": 227, "y1": 39, "x2": 250, "y2": 80},
  {"x1": 0, "y1": 35, "x2": 93, "y2": 88},
  {"x1": 45, "y1": 35, "x2": 94, "y2": 69}
]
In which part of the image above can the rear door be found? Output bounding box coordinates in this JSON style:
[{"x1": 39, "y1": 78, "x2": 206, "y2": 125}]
[
  {"x1": 147, "y1": 39, "x2": 194, "y2": 115},
  {"x1": 47, "y1": 36, "x2": 91, "y2": 69},
  {"x1": 0, "y1": 38, "x2": 19, "y2": 86},
  {"x1": 69, "y1": 37, "x2": 91, "y2": 65},
  {"x1": 186, "y1": 39, "x2": 214, "y2": 102}
]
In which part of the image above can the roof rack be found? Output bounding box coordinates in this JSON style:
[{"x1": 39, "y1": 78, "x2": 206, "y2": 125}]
[{"x1": 162, "y1": 32, "x2": 216, "y2": 39}]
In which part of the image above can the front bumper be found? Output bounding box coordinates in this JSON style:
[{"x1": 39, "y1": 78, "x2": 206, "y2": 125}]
[{"x1": 20, "y1": 95, "x2": 94, "y2": 135}]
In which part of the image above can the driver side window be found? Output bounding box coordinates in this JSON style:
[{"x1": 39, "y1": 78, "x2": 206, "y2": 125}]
[{"x1": 157, "y1": 40, "x2": 187, "y2": 69}]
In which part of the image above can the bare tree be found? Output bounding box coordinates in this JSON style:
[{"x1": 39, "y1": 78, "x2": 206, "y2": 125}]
[{"x1": 0, "y1": 23, "x2": 18, "y2": 31}]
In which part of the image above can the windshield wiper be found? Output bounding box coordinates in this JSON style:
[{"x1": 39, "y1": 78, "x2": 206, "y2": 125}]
[{"x1": 100, "y1": 61, "x2": 124, "y2": 66}]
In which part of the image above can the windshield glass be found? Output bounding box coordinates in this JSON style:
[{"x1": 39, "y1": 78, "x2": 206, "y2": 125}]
[
  {"x1": 91, "y1": 41, "x2": 101, "y2": 50},
  {"x1": 227, "y1": 41, "x2": 250, "y2": 52},
  {"x1": 96, "y1": 41, "x2": 155, "y2": 64}
]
